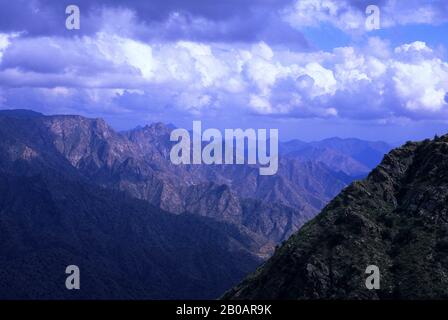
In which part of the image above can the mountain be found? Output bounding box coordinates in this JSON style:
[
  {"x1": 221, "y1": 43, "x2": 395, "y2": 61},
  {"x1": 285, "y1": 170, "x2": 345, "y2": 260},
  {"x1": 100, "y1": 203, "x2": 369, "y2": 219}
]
[
  {"x1": 0, "y1": 114, "x2": 263, "y2": 299},
  {"x1": 0, "y1": 109, "x2": 388, "y2": 298},
  {"x1": 121, "y1": 125, "x2": 355, "y2": 248},
  {"x1": 311, "y1": 138, "x2": 391, "y2": 169},
  {"x1": 0, "y1": 109, "x2": 43, "y2": 118},
  {"x1": 123, "y1": 124, "x2": 351, "y2": 215},
  {"x1": 280, "y1": 138, "x2": 391, "y2": 177},
  {"x1": 0, "y1": 111, "x2": 355, "y2": 254},
  {"x1": 223, "y1": 134, "x2": 448, "y2": 299},
  {"x1": 0, "y1": 170, "x2": 264, "y2": 299}
]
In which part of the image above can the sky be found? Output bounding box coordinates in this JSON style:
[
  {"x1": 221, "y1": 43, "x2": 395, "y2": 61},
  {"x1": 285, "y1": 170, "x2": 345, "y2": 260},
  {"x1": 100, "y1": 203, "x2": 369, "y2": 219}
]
[{"x1": 1, "y1": 0, "x2": 448, "y2": 143}]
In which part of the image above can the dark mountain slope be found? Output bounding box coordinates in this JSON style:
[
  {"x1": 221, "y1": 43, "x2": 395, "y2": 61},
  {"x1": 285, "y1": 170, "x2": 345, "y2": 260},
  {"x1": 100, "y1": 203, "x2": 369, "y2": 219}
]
[
  {"x1": 0, "y1": 164, "x2": 262, "y2": 299},
  {"x1": 224, "y1": 135, "x2": 448, "y2": 299},
  {"x1": 0, "y1": 109, "x2": 43, "y2": 118}
]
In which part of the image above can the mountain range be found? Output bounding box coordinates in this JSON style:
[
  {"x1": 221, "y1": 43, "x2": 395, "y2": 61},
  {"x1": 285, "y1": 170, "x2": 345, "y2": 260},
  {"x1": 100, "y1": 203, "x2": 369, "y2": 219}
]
[
  {"x1": 0, "y1": 109, "x2": 391, "y2": 299},
  {"x1": 280, "y1": 138, "x2": 390, "y2": 177}
]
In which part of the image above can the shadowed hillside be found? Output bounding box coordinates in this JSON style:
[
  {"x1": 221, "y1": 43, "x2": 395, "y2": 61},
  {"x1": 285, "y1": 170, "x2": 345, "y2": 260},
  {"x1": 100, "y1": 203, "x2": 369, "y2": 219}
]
[{"x1": 224, "y1": 135, "x2": 448, "y2": 299}]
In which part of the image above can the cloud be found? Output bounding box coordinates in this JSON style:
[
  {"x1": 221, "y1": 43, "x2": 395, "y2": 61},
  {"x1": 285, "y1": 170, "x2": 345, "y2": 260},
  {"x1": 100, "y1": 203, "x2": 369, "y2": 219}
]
[
  {"x1": 0, "y1": 0, "x2": 446, "y2": 46},
  {"x1": 0, "y1": 33, "x2": 17, "y2": 64},
  {"x1": 380, "y1": 0, "x2": 448, "y2": 27},
  {"x1": 0, "y1": 0, "x2": 308, "y2": 47},
  {"x1": 1, "y1": 23, "x2": 447, "y2": 122},
  {"x1": 282, "y1": 0, "x2": 448, "y2": 33},
  {"x1": 392, "y1": 59, "x2": 448, "y2": 112},
  {"x1": 282, "y1": 0, "x2": 366, "y2": 32},
  {"x1": 0, "y1": 1, "x2": 448, "y2": 123}
]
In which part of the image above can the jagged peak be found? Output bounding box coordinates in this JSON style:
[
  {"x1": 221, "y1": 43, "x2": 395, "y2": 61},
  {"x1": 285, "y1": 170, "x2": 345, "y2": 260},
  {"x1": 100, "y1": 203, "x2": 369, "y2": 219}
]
[{"x1": 129, "y1": 122, "x2": 173, "y2": 137}]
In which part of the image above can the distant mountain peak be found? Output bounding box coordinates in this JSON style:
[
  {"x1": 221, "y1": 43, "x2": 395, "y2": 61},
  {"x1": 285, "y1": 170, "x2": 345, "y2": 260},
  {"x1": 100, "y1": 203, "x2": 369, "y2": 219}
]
[
  {"x1": 0, "y1": 109, "x2": 44, "y2": 118},
  {"x1": 146, "y1": 122, "x2": 171, "y2": 131},
  {"x1": 128, "y1": 122, "x2": 173, "y2": 136}
]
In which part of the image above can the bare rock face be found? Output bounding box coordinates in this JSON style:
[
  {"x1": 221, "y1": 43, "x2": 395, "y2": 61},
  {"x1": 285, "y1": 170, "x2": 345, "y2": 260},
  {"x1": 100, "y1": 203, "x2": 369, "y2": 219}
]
[{"x1": 223, "y1": 135, "x2": 448, "y2": 300}]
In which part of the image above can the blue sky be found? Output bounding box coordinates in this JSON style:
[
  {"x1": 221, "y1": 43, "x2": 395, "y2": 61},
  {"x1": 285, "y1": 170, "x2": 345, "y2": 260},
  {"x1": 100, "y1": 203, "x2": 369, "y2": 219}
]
[{"x1": 1, "y1": 0, "x2": 448, "y2": 143}]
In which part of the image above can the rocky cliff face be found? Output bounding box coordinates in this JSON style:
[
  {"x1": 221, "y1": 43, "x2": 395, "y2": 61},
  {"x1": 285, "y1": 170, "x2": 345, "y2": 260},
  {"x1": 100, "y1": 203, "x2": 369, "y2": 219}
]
[{"x1": 224, "y1": 135, "x2": 448, "y2": 299}]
